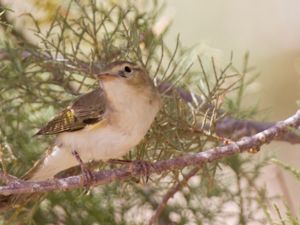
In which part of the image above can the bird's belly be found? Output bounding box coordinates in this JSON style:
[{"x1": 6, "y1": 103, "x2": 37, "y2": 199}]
[
  {"x1": 56, "y1": 125, "x2": 144, "y2": 162},
  {"x1": 55, "y1": 94, "x2": 160, "y2": 163}
]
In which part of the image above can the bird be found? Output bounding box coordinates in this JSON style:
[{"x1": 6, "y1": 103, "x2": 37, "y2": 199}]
[
  {"x1": 0, "y1": 61, "x2": 161, "y2": 210},
  {"x1": 23, "y1": 61, "x2": 161, "y2": 182}
]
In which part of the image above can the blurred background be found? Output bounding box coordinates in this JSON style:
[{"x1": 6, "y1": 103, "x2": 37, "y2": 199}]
[
  {"x1": 2, "y1": 0, "x2": 300, "y2": 221},
  {"x1": 166, "y1": 0, "x2": 300, "y2": 119},
  {"x1": 164, "y1": 0, "x2": 300, "y2": 214}
]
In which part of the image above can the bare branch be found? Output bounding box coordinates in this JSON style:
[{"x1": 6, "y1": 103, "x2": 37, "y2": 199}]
[
  {"x1": 0, "y1": 110, "x2": 299, "y2": 196},
  {"x1": 216, "y1": 117, "x2": 300, "y2": 144}
]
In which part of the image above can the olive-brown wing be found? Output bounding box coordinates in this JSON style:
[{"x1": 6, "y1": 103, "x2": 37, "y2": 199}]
[{"x1": 35, "y1": 88, "x2": 106, "y2": 135}]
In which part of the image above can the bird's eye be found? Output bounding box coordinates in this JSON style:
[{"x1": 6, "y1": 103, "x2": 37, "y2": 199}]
[{"x1": 124, "y1": 66, "x2": 132, "y2": 73}]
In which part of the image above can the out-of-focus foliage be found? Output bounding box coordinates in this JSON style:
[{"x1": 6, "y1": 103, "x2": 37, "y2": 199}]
[{"x1": 0, "y1": 0, "x2": 275, "y2": 224}]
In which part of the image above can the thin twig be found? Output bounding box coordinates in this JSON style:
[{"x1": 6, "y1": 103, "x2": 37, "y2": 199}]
[
  {"x1": 0, "y1": 110, "x2": 299, "y2": 196},
  {"x1": 147, "y1": 167, "x2": 200, "y2": 225},
  {"x1": 275, "y1": 167, "x2": 295, "y2": 216}
]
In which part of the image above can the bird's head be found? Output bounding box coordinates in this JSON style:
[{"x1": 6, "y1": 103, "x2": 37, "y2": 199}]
[
  {"x1": 96, "y1": 61, "x2": 161, "y2": 120},
  {"x1": 96, "y1": 61, "x2": 156, "y2": 95}
]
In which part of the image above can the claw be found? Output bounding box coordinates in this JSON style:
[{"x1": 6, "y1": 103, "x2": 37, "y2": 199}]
[{"x1": 130, "y1": 160, "x2": 152, "y2": 184}]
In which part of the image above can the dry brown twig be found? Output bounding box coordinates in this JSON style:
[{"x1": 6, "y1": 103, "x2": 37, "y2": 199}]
[{"x1": 0, "y1": 110, "x2": 299, "y2": 196}]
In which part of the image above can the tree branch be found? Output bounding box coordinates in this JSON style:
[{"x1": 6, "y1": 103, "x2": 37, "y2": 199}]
[
  {"x1": 0, "y1": 110, "x2": 299, "y2": 196},
  {"x1": 216, "y1": 117, "x2": 300, "y2": 144}
]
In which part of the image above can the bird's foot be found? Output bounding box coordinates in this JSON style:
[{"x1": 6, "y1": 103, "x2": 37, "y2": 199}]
[
  {"x1": 71, "y1": 150, "x2": 94, "y2": 187},
  {"x1": 108, "y1": 159, "x2": 153, "y2": 183},
  {"x1": 129, "y1": 160, "x2": 153, "y2": 184},
  {"x1": 81, "y1": 166, "x2": 94, "y2": 187}
]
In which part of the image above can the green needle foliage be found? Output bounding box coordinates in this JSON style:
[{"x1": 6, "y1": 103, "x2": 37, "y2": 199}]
[{"x1": 0, "y1": 0, "x2": 279, "y2": 224}]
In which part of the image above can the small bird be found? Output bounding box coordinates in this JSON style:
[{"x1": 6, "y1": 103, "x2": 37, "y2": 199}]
[{"x1": 24, "y1": 61, "x2": 161, "y2": 181}]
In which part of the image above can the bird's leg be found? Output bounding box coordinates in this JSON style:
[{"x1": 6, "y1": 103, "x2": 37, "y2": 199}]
[
  {"x1": 129, "y1": 160, "x2": 153, "y2": 183},
  {"x1": 71, "y1": 150, "x2": 94, "y2": 186},
  {"x1": 108, "y1": 159, "x2": 152, "y2": 183}
]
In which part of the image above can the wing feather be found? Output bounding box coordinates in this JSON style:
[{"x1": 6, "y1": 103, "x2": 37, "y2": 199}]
[{"x1": 35, "y1": 88, "x2": 106, "y2": 135}]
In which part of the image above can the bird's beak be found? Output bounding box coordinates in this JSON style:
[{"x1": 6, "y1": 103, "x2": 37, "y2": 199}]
[{"x1": 96, "y1": 71, "x2": 120, "y2": 80}]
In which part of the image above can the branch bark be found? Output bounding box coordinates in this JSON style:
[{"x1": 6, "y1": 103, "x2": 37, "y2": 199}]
[{"x1": 1, "y1": 110, "x2": 299, "y2": 196}]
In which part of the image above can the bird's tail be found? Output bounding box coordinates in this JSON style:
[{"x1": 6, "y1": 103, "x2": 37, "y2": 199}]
[
  {"x1": 0, "y1": 151, "x2": 49, "y2": 212},
  {"x1": 0, "y1": 145, "x2": 77, "y2": 212},
  {"x1": 23, "y1": 144, "x2": 78, "y2": 181}
]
